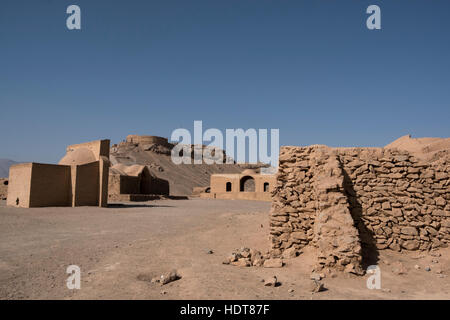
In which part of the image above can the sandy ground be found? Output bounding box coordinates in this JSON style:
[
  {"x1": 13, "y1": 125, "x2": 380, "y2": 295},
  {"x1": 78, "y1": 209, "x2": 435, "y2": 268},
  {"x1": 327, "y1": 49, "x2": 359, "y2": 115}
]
[{"x1": 0, "y1": 198, "x2": 449, "y2": 300}]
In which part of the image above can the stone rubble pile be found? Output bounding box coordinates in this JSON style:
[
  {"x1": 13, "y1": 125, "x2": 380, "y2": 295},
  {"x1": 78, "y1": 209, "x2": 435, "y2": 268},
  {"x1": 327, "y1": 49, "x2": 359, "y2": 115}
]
[{"x1": 223, "y1": 247, "x2": 295, "y2": 268}]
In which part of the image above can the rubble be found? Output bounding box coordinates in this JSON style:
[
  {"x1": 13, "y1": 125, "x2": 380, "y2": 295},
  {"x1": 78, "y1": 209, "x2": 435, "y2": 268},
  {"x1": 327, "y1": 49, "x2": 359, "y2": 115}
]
[
  {"x1": 263, "y1": 276, "x2": 279, "y2": 287},
  {"x1": 150, "y1": 270, "x2": 181, "y2": 285}
]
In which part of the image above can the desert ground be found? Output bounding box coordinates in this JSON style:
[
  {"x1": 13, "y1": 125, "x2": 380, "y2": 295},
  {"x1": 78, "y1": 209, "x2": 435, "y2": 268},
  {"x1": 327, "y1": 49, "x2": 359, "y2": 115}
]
[{"x1": 0, "y1": 198, "x2": 448, "y2": 300}]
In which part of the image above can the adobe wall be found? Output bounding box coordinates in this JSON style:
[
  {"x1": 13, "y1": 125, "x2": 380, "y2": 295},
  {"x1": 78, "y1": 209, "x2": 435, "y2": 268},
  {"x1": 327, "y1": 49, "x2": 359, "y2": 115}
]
[
  {"x1": 206, "y1": 173, "x2": 276, "y2": 201},
  {"x1": 143, "y1": 176, "x2": 170, "y2": 195},
  {"x1": 73, "y1": 161, "x2": 100, "y2": 206},
  {"x1": 7, "y1": 163, "x2": 74, "y2": 208},
  {"x1": 270, "y1": 145, "x2": 449, "y2": 272},
  {"x1": 6, "y1": 164, "x2": 33, "y2": 208},
  {"x1": 29, "y1": 163, "x2": 72, "y2": 207},
  {"x1": 0, "y1": 178, "x2": 8, "y2": 200},
  {"x1": 66, "y1": 139, "x2": 110, "y2": 161}
]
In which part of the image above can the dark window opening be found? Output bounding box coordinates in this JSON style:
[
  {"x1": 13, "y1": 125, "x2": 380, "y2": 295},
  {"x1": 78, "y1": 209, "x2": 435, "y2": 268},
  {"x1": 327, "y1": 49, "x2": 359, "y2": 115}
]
[
  {"x1": 226, "y1": 182, "x2": 232, "y2": 192},
  {"x1": 264, "y1": 182, "x2": 269, "y2": 192}
]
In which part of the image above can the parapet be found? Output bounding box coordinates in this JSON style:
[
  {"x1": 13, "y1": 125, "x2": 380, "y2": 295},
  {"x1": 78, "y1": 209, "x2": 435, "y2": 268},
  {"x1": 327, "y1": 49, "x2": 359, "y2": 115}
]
[
  {"x1": 60, "y1": 139, "x2": 110, "y2": 165},
  {"x1": 126, "y1": 135, "x2": 169, "y2": 146}
]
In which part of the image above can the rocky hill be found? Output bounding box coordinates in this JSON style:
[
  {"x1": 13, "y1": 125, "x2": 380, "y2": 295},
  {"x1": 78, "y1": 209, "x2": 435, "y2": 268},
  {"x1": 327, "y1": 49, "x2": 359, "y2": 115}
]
[
  {"x1": 110, "y1": 135, "x2": 267, "y2": 196},
  {"x1": 385, "y1": 135, "x2": 450, "y2": 162}
]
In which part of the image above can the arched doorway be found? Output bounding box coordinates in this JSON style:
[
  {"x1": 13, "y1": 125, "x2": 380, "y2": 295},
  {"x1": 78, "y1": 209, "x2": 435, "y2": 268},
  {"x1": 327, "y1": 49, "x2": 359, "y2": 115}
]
[
  {"x1": 240, "y1": 176, "x2": 255, "y2": 192},
  {"x1": 226, "y1": 182, "x2": 232, "y2": 192},
  {"x1": 263, "y1": 182, "x2": 269, "y2": 192}
]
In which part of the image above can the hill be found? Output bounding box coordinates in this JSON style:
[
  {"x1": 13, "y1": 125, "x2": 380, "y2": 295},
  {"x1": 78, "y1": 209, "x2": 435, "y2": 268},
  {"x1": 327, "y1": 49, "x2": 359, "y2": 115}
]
[
  {"x1": 385, "y1": 134, "x2": 450, "y2": 162},
  {"x1": 0, "y1": 159, "x2": 18, "y2": 178},
  {"x1": 110, "y1": 136, "x2": 267, "y2": 196}
]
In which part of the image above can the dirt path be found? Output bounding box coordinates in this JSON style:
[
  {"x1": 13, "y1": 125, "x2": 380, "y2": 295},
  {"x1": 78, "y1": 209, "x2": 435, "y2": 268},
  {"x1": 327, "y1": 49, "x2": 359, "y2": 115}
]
[{"x1": 0, "y1": 199, "x2": 448, "y2": 299}]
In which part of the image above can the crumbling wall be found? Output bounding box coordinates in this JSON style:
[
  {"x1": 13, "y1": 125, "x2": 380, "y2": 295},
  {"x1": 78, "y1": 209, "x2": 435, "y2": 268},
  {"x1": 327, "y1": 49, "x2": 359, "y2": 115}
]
[
  {"x1": 312, "y1": 151, "x2": 363, "y2": 274},
  {"x1": 337, "y1": 147, "x2": 450, "y2": 252},
  {"x1": 0, "y1": 178, "x2": 8, "y2": 200},
  {"x1": 270, "y1": 145, "x2": 449, "y2": 272}
]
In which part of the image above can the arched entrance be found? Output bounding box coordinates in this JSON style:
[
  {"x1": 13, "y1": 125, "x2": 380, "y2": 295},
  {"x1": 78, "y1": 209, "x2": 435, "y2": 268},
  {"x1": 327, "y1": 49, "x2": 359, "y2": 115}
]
[{"x1": 240, "y1": 176, "x2": 255, "y2": 192}]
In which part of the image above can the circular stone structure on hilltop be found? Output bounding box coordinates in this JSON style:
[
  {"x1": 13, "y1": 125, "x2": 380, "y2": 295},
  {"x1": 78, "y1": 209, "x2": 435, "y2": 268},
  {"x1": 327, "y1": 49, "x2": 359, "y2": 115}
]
[{"x1": 126, "y1": 135, "x2": 169, "y2": 146}]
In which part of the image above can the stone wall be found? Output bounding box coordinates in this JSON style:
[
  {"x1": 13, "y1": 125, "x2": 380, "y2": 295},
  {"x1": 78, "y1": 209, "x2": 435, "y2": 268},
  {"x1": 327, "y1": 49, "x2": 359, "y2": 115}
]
[{"x1": 270, "y1": 145, "x2": 450, "y2": 273}]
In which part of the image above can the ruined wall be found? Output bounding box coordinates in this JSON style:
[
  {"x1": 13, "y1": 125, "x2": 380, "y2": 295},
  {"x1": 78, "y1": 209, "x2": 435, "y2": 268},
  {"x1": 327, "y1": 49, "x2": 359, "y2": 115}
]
[
  {"x1": 7, "y1": 163, "x2": 73, "y2": 208},
  {"x1": 73, "y1": 161, "x2": 100, "y2": 206},
  {"x1": 270, "y1": 145, "x2": 450, "y2": 272},
  {"x1": 65, "y1": 139, "x2": 110, "y2": 162},
  {"x1": 205, "y1": 173, "x2": 276, "y2": 201},
  {"x1": 0, "y1": 178, "x2": 8, "y2": 200},
  {"x1": 126, "y1": 135, "x2": 169, "y2": 146},
  {"x1": 6, "y1": 164, "x2": 33, "y2": 208}
]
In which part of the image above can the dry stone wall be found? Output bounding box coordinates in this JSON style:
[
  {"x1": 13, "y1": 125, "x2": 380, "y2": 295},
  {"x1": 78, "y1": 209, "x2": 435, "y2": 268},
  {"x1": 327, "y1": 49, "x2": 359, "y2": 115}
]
[{"x1": 270, "y1": 145, "x2": 450, "y2": 273}]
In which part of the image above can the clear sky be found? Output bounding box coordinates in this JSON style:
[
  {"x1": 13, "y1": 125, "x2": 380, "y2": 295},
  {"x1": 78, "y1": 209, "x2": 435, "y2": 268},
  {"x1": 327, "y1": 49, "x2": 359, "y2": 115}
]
[{"x1": 1, "y1": 0, "x2": 449, "y2": 163}]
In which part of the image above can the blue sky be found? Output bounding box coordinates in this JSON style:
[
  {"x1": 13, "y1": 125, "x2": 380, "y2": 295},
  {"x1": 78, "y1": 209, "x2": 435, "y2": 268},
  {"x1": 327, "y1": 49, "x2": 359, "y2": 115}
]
[{"x1": 1, "y1": 0, "x2": 449, "y2": 163}]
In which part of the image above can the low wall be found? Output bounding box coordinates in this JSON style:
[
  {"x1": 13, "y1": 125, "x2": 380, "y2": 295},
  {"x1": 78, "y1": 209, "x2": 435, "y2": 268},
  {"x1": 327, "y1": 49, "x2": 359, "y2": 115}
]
[
  {"x1": 73, "y1": 161, "x2": 100, "y2": 206},
  {"x1": 200, "y1": 191, "x2": 272, "y2": 201},
  {"x1": 270, "y1": 145, "x2": 449, "y2": 272}
]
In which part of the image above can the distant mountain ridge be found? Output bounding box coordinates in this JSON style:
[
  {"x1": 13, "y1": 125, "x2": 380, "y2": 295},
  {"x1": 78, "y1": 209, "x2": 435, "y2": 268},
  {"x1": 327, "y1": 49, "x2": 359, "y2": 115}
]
[{"x1": 0, "y1": 159, "x2": 18, "y2": 178}]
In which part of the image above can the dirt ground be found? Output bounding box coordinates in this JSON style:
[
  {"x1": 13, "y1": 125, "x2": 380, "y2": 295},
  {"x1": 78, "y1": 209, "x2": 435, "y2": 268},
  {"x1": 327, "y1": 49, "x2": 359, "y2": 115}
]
[{"x1": 0, "y1": 198, "x2": 449, "y2": 300}]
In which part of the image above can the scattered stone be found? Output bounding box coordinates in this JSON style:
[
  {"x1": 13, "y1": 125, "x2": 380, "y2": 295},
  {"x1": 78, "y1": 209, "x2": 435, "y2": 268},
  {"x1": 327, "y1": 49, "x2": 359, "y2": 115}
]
[
  {"x1": 206, "y1": 250, "x2": 214, "y2": 254},
  {"x1": 392, "y1": 262, "x2": 407, "y2": 275},
  {"x1": 281, "y1": 247, "x2": 299, "y2": 259},
  {"x1": 263, "y1": 258, "x2": 284, "y2": 268},
  {"x1": 231, "y1": 258, "x2": 251, "y2": 267},
  {"x1": 225, "y1": 247, "x2": 267, "y2": 268},
  {"x1": 310, "y1": 280, "x2": 325, "y2": 293},
  {"x1": 424, "y1": 266, "x2": 431, "y2": 272},
  {"x1": 414, "y1": 265, "x2": 420, "y2": 270},
  {"x1": 263, "y1": 276, "x2": 279, "y2": 287},
  {"x1": 382, "y1": 288, "x2": 391, "y2": 293},
  {"x1": 151, "y1": 269, "x2": 181, "y2": 285},
  {"x1": 430, "y1": 251, "x2": 441, "y2": 258},
  {"x1": 288, "y1": 288, "x2": 294, "y2": 293},
  {"x1": 310, "y1": 272, "x2": 322, "y2": 281}
]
